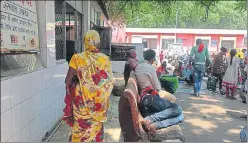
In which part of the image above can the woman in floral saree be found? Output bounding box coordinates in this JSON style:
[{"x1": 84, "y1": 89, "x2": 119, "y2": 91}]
[{"x1": 63, "y1": 30, "x2": 114, "y2": 142}]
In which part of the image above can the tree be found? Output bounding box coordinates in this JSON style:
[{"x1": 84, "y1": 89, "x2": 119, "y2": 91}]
[{"x1": 104, "y1": 0, "x2": 247, "y2": 30}]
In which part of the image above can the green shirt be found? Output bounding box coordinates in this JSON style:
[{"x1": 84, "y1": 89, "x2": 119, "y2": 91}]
[{"x1": 189, "y1": 45, "x2": 209, "y2": 65}]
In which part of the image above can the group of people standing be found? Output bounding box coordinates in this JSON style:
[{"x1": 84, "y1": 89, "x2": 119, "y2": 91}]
[{"x1": 211, "y1": 47, "x2": 247, "y2": 99}]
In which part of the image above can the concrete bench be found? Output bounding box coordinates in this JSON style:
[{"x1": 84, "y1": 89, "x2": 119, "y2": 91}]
[{"x1": 118, "y1": 72, "x2": 185, "y2": 142}]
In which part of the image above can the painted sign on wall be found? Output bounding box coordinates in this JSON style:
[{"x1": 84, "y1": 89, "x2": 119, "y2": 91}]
[{"x1": 0, "y1": 0, "x2": 39, "y2": 52}]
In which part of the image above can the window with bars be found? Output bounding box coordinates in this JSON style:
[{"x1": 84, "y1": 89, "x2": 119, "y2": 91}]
[
  {"x1": 77, "y1": 12, "x2": 83, "y2": 52},
  {"x1": 55, "y1": 0, "x2": 65, "y2": 60},
  {"x1": 66, "y1": 13, "x2": 75, "y2": 41}
]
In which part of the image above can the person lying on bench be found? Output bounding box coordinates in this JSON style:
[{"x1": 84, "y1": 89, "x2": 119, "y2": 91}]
[{"x1": 135, "y1": 49, "x2": 184, "y2": 134}]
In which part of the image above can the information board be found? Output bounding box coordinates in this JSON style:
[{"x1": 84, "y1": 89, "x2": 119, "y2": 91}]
[
  {"x1": 0, "y1": 0, "x2": 39, "y2": 52},
  {"x1": 110, "y1": 44, "x2": 135, "y2": 61}
]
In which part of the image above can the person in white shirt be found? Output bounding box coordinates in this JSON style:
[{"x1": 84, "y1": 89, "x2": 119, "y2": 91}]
[{"x1": 135, "y1": 49, "x2": 176, "y2": 102}]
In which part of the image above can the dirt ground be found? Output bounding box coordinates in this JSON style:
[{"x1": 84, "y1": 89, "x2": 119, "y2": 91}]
[{"x1": 48, "y1": 73, "x2": 247, "y2": 142}]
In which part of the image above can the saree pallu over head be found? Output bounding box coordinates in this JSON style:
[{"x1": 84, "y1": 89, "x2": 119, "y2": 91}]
[{"x1": 63, "y1": 30, "x2": 114, "y2": 142}]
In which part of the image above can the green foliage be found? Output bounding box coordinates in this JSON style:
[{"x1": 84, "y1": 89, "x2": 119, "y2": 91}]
[{"x1": 105, "y1": 0, "x2": 247, "y2": 30}]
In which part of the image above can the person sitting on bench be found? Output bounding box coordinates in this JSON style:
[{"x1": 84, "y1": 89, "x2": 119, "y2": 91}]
[
  {"x1": 124, "y1": 49, "x2": 138, "y2": 86},
  {"x1": 135, "y1": 49, "x2": 184, "y2": 134}
]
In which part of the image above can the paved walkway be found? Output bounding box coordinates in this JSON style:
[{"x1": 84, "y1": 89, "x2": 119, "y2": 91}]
[{"x1": 48, "y1": 73, "x2": 247, "y2": 142}]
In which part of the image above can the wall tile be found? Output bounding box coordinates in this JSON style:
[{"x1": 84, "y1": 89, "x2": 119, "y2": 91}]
[
  {"x1": 12, "y1": 130, "x2": 22, "y2": 142},
  {"x1": 6, "y1": 137, "x2": 12, "y2": 142},
  {"x1": 36, "y1": 133, "x2": 44, "y2": 142},
  {"x1": 49, "y1": 104, "x2": 55, "y2": 125},
  {"x1": 36, "y1": 115, "x2": 43, "y2": 140},
  {"x1": 41, "y1": 68, "x2": 55, "y2": 90},
  {"x1": 41, "y1": 69, "x2": 48, "y2": 90},
  {"x1": 10, "y1": 76, "x2": 21, "y2": 107},
  {"x1": 12, "y1": 104, "x2": 21, "y2": 135},
  {"x1": 46, "y1": 67, "x2": 55, "y2": 88},
  {"x1": 41, "y1": 89, "x2": 48, "y2": 111},
  {"x1": 35, "y1": 92, "x2": 42, "y2": 116},
  {"x1": 1, "y1": 80, "x2": 11, "y2": 113},
  {"x1": 55, "y1": 101, "x2": 59, "y2": 120},
  {"x1": 41, "y1": 108, "x2": 50, "y2": 132},
  {"x1": 29, "y1": 117, "x2": 42, "y2": 142},
  {"x1": 27, "y1": 72, "x2": 37, "y2": 98},
  {"x1": 20, "y1": 99, "x2": 30, "y2": 129},
  {"x1": 19, "y1": 74, "x2": 32, "y2": 102},
  {"x1": 32, "y1": 70, "x2": 42, "y2": 94},
  {"x1": 1, "y1": 110, "x2": 12, "y2": 142},
  {"x1": 29, "y1": 119, "x2": 36, "y2": 142},
  {"x1": 21, "y1": 124, "x2": 30, "y2": 142},
  {"x1": 28, "y1": 93, "x2": 36, "y2": 122}
]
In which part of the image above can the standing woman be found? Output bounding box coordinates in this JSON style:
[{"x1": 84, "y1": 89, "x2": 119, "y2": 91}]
[
  {"x1": 124, "y1": 49, "x2": 138, "y2": 86},
  {"x1": 63, "y1": 30, "x2": 114, "y2": 142},
  {"x1": 211, "y1": 47, "x2": 228, "y2": 95},
  {"x1": 222, "y1": 49, "x2": 240, "y2": 99}
]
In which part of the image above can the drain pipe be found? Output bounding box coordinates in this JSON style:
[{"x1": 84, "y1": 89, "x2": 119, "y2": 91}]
[{"x1": 45, "y1": 120, "x2": 63, "y2": 142}]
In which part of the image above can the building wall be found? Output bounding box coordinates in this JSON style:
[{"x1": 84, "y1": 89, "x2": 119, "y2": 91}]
[
  {"x1": 128, "y1": 32, "x2": 245, "y2": 53},
  {"x1": 0, "y1": 0, "x2": 108, "y2": 142}
]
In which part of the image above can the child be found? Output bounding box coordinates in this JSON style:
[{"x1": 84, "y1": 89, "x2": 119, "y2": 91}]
[{"x1": 222, "y1": 49, "x2": 240, "y2": 99}]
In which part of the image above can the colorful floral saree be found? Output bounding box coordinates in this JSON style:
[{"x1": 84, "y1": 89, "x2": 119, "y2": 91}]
[{"x1": 63, "y1": 30, "x2": 114, "y2": 142}]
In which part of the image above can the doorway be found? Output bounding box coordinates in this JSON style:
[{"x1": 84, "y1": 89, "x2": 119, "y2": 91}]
[{"x1": 221, "y1": 40, "x2": 235, "y2": 51}]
